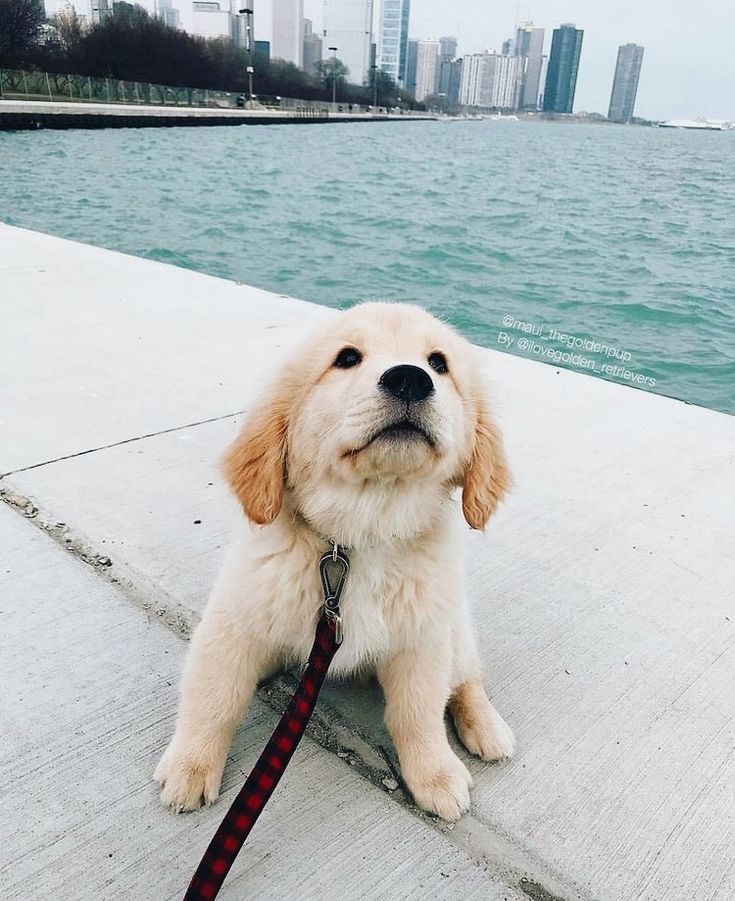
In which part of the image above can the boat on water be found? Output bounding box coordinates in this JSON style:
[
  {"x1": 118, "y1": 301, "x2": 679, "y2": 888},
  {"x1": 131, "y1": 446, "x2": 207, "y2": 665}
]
[
  {"x1": 489, "y1": 113, "x2": 519, "y2": 121},
  {"x1": 659, "y1": 118, "x2": 733, "y2": 131}
]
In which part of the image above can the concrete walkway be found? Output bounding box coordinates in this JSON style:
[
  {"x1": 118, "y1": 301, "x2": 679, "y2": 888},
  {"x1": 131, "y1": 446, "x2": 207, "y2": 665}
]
[
  {"x1": 0, "y1": 99, "x2": 432, "y2": 130},
  {"x1": 2, "y1": 223, "x2": 734, "y2": 901}
]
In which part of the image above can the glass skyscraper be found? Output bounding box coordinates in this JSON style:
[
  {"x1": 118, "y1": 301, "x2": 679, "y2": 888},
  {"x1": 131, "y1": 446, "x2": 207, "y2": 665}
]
[
  {"x1": 543, "y1": 23, "x2": 583, "y2": 114},
  {"x1": 377, "y1": 0, "x2": 410, "y2": 84},
  {"x1": 608, "y1": 43, "x2": 645, "y2": 123}
]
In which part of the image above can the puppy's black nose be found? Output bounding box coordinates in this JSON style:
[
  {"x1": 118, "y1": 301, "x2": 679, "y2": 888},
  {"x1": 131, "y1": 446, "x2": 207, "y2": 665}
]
[{"x1": 379, "y1": 365, "x2": 434, "y2": 403}]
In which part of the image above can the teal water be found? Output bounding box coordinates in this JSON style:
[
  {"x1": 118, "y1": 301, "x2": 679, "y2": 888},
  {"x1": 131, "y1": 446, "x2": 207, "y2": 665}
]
[{"x1": 1, "y1": 121, "x2": 733, "y2": 414}]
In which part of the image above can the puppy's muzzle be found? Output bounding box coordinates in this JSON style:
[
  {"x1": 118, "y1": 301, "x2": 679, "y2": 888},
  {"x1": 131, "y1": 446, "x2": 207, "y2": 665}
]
[{"x1": 379, "y1": 365, "x2": 434, "y2": 404}]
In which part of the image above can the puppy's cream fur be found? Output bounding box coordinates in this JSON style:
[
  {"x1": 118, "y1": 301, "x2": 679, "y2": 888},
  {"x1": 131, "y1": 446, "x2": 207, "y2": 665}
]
[{"x1": 154, "y1": 302, "x2": 514, "y2": 821}]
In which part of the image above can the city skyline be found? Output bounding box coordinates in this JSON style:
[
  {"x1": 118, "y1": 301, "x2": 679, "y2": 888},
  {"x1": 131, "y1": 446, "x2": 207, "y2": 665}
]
[
  {"x1": 39, "y1": 0, "x2": 735, "y2": 119},
  {"x1": 298, "y1": 0, "x2": 734, "y2": 120}
]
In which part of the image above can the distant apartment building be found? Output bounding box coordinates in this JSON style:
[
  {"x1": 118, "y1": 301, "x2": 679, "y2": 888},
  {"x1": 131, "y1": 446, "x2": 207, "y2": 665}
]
[
  {"x1": 459, "y1": 52, "x2": 522, "y2": 110},
  {"x1": 191, "y1": 1, "x2": 234, "y2": 40},
  {"x1": 438, "y1": 35, "x2": 456, "y2": 60},
  {"x1": 515, "y1": 22, "x2": 544, "y2": 110},
  {"x1": 608, "y1": 43, "x2": 644, "y2": 122},
  {"x1": 90, "y1": 0, "x2": 111, "y2": 23},
  {"x1": 272, "y1": 0, "x2": 304, "y2": 67},
  {"x1": 323, "y1": 0, "x2": 373, "y2": 85},
  {"x1": 492, "y1": 54, "x2": 522, "y2": 108},
  {"x1": 437, "y1": 57, "x2": 461, "y2": 104},
  {"x1": 435, "y1": 34, "x2": 458, "y2": 102},
  {"x1": 543, "y1": 23, "x2": 583, "y2": 114},
  {"x1": 405, "y1": 38, "x2": 418, "y2": 93},
  {"x1": 414, "y1": 40, "x2": 439, "y2": 101},
  {"x1": 155, "y1": 0, "x2": 180, "y2": 28},
  {"x1": 377, "y1": 0, "x2": 410, "y2": 84},
  {"x1": 303, "y1": 18, "x2": 323, "y2": 74}
]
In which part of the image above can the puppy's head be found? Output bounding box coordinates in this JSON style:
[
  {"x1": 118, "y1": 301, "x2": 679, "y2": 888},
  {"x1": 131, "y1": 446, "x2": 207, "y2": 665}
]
[{"x1": 223, "y1": 303, "x2": 510, "y2": 534}]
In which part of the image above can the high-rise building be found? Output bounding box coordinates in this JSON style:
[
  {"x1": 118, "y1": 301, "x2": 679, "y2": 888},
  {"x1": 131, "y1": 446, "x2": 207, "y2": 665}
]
[
  {"x1": 323, "y1": 0, "x2": 373, "y2": 85},
  {"x1": 438, "y1": 35, "x2": 456, "y2": 60},
  {"x1": 608, "y1": 43, "x2": 644, "y2": 123},
  {"x1": 191, "y1": 1, "x2": 234, "y2": 40},
  {"x1": 90, "y1": 0, "x2": 111, "y2": 23},
  {"x1": 543, "y1": 23, "x2": 583, "y2": 114},
  {"x1": 437, "y1": 56, "x2": 455, "y2": 91},
  {"x1": 436, "y1": 34, "x2": 458, "y2": 100},
  {"x1": 494, "y1": 54, "x2": 522, "y2": 108},
  {"x1": 273, "y1": 0, "x2": 304, "y2": 67},
  {"x1": 303, "y1": 18, "x2": 323, "y2": 74},
  {"x1": 436, "y1": 57, "x2": 461, "y2": 104},
  {"x1": 459, "y1": 52, "x2": 522, "y2": 109},
  {"x1": 231, "y1": 2, "x2": 248, "y2": 46},
  {"x1": 254, "y1": 40, "x2": 271, "y2": 62},
  {"x1": 515, "y1": 22, "x2": 544, "y2": 110},
  {"x1": 414, "y1": 39, "x2": 439, "y2": 101},
  {"x1": 155, "y1": 0, "x2": 179, "y2": 28},
  {"x1": 538, "y1": 54, "x2": 548, "y2": 107},
  {"x1": 377, "y1": 0, "x2": 410, "y2": 84},
  {"x1": 405, "y1": 38, "x2": 418, "y2": 93}
]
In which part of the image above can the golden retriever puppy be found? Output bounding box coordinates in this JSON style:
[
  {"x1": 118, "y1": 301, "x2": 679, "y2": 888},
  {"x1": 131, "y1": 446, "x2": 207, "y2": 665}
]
[{"x1": 154, "y1": 302, "x2": 514, "y2": 821}]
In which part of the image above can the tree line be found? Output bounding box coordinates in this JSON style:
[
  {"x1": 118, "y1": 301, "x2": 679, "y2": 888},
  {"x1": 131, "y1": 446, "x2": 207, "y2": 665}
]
[{"x1": 0, "y1": 0, "x2": 419, "y2": 106}]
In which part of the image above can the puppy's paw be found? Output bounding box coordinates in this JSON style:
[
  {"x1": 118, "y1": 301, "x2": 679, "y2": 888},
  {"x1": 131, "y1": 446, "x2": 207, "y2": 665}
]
[
  {"x1": 450, "y1": 680, "x2": 516, "y2": 762},
  {"x1": 457, "y1": 708, "x2": 515, "y2": 761},
  {"x1": 406, "y1": 754, "x2": 472, "y2": 822},
  {"x1": 154, "y1": 741, "x2": 225, "y2": 812}
]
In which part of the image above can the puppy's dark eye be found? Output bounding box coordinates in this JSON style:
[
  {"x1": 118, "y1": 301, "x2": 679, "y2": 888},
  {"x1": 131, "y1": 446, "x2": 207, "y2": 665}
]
[
  {"x1": 334, "y1": 347, "x2": 363, "y2": 369},
  {"x1": 428, "y1": 351, "x2": 448, "y2": 374}
]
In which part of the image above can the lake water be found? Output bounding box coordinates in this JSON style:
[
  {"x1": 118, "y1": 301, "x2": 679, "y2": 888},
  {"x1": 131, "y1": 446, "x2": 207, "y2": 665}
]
[{"x1": 1, "y1": 120, "x2": 733, "y2": 414}]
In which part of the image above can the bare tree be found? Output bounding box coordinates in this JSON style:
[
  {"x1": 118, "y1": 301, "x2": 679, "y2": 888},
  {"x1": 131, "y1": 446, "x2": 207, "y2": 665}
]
[
  {"x1": 52, "y1": 3, "x2": 86, "y2": 54},
  {"x1": 0, "y1": 0, "x2": 46, "y2": 66}
]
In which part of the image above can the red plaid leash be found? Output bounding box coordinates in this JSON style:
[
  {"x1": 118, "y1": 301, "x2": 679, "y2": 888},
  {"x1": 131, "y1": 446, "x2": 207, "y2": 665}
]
[{"x1": 183, "y1": 544, "x2": 349, "y2": 901}]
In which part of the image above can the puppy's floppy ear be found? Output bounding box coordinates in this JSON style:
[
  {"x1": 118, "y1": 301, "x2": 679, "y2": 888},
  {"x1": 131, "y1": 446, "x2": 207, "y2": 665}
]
[
  {"x1": 462, "y1": 397, "x2": 512, "y2": 531},
  {"x1": 222, "y1": 380, "x2": 290, "y2": 525}
]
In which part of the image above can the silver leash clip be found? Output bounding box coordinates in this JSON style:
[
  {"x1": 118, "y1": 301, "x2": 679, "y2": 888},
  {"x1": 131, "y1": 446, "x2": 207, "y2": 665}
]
[{"x1": 319, "y1": 542, "x2": 349, "y2": 646}]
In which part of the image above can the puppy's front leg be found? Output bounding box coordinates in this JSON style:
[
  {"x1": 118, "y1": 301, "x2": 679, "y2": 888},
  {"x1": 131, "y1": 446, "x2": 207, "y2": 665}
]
[
  {"x1": 448, "y1": 611, "x2": 515, "y2": 762},
  {"x1": 379, "y1": 646, "x2": 472, "y2": 821},
  {"x1": 154, "y1": 606, "x2": 274, "y2": 811}
]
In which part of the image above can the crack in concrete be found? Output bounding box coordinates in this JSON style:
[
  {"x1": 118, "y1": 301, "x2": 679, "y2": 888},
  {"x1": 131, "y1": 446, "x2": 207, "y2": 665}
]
[
  {"x1": 0, "y1": 484, "x2": 196, "y2": 638},
  {"x1": 0, "y1": 407, "x2": 249, "y2": 479},
  {"x1": 1, "y1": 481, "x2": 580, "y2": 901}
]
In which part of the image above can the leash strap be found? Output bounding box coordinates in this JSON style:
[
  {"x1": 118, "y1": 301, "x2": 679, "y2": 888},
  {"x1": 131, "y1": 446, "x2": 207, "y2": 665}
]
[{"x1": 183, "y1": 545, "x2": 349, "y2": 901}]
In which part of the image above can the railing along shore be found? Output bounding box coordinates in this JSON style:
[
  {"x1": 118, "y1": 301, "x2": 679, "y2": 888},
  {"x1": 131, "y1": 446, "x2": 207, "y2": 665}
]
[{"x1": 0, "y1": 68, "x2": 421, "y2": 118}]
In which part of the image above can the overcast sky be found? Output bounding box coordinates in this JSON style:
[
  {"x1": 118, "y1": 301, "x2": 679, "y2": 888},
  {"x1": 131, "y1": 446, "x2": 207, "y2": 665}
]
[{"x1": 301, "y1": 0, "x2": 735, "y2": 120}]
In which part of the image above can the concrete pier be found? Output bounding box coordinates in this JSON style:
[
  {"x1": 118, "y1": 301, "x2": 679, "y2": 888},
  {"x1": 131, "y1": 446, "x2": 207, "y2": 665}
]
[
  {"x1": 0, "y1": 98, "x2": 433, "y2": 130},
  {"x1": 1, "y1": 223, "x2": 734, "y2": 900}
]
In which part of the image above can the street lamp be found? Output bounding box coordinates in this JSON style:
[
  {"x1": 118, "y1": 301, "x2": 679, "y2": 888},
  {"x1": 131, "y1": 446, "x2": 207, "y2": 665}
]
[
  {"x1": 371, "y1": 64, "x2": 378, "y2": 109},
  {"x1": 328, "y1": 46, "x2": 338, "y2": 105},
  {"x1": 239, "y1": 7, "x2": 254, "y2": 105}
]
